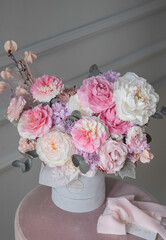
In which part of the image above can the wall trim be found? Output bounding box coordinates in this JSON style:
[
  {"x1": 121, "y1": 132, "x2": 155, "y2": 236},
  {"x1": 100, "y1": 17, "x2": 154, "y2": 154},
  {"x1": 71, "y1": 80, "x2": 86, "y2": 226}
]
[
  {"x1": 0, "y1": 0, "x2": 166, "y2": 69},
  {"x1": 66, "y1": 38, "x2": 166, "y2": 86},
  {"x1": 0, "y1": 151, "x2": 23, "y2": 173}
]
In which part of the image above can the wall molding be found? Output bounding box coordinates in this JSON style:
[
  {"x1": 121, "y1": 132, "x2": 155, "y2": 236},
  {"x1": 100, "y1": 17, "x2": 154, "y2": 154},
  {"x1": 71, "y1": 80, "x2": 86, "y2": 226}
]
[
  {"x1": 0, "y1": 0, "x2": 166, "y2": 69},
  {"x1": 0, "y1": 150, "x2": 23, "y2": 173},
  {"x1": 66, "y1": 38, "x2": 166, "y2": 86}
]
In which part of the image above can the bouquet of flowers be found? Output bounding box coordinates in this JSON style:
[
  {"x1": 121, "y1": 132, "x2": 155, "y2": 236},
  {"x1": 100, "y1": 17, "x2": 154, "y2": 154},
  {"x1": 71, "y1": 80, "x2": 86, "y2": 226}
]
[{"x1": 0, "y1": 40, "x2": 164, "y2": 186}]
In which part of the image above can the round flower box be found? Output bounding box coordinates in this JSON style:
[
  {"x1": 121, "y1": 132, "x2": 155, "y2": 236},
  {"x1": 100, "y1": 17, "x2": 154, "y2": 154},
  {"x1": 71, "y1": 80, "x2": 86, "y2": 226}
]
[
  {"x1": 39, "y1": 164, "x2": 105, "y2": 213},
  {"x1": 52, "y1": 171, "x2": 105, "y2": 213}
]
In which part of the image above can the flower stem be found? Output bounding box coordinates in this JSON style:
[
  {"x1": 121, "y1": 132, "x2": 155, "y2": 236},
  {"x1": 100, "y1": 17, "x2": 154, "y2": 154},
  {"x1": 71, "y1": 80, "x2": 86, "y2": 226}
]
[{"x1": 16, "y1": 50, "x2": 34, "y2": 83}]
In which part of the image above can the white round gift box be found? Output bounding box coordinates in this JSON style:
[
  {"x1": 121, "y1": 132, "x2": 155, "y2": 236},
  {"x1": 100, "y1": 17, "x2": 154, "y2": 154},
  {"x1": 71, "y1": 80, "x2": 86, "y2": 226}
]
[{"x1": 51, "y1": 171, "x2": 105, "y2": 213}]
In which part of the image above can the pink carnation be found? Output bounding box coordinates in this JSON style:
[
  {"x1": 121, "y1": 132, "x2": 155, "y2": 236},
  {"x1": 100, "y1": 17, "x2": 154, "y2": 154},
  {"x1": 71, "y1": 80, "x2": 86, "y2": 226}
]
[
  {"x1": 78, "y1": 76, "x2": 114, "y2": 113},
  {"x1": 100, "y1": 105, "x2": 131, "y2": 135},
  {"x1": 7, "y1": 96, "x2": 26, "y2": 122},
  {"x1": 98, "y1": 138, "x2": 128, "y2": 173},
  {"x1": 18, "y1": 104, "x2": 52, "y2": 139},
  {"x1": 18, "y1": 137, "x2": 36, "y2": 153},
  {"x1": 71, "y1": 118, "x2": 109, "y2": 153},
  {"x1": 31, "y1": 75, "x2": 64, "y2": 102}
]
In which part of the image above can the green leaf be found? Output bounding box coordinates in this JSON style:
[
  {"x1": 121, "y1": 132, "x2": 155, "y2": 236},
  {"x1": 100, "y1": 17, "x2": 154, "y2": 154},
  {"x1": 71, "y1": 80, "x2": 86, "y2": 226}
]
[
  {"x1": 72, "y1": 154, "x2": 85, "y2": 167},
  {"x1": 79, "y1": 162, "x2": 89, "y2": 174},
  {"x1": 151, "y1": 112, "x2": 163, "y2": 119},
  {"x1": 71, "y1": 110, "x2": 81, "y2": 120},
  {"x1": 118, "y1": 159, "x2": 136, "y2": 179},
  {"x1": 146, "y1": 133, "x2": 152, "y2": 144},
  {"x1": 160, "y1": 106, "x2": 166, "y2": 116},
  {"x1": 72, "y1": 155, "x2": 80, "y2": 167}
]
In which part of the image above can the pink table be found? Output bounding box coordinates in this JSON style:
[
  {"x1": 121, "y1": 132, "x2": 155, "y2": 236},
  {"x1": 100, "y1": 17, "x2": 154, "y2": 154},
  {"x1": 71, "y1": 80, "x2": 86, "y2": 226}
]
[{"x1": 14, "y1": 177, "x2": 160, "y2": 240}]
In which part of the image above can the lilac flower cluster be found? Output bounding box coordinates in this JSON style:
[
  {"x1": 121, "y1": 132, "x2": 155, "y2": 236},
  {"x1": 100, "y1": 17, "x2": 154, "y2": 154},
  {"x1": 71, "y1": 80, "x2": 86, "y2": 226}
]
[
  {"x1": 103, "y1": 70, "x2": 120, "y2": 83},
  {"x1": 52, "y1": 102, "x2": 74, "y2": 134},
  {"x1": 75, "y1": 149, "x2": 100, "y2": 170}
]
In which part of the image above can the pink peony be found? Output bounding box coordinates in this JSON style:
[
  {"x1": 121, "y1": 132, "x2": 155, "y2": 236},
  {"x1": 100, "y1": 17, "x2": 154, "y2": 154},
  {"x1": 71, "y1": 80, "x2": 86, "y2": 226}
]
[
  {"x1": 31, "y1": 75, "x2": 64, "y2": 102},
  {"x1": 7, "y1": 96, "x2": 26, "y2": 122},
  {"x1": 100, "y1": 105, "x2": 131, "y2": 135},
  {"x1": 71, "y1": 117, "x2": 109, "y2": 153},
  {"x1": 18, "y1": 137, "x2": 36, "y2": 153},
  {"x1": 98, "y1": 138, "x2": 128, "y2": 173},
  {"x1": 78, "y1": 76, "x2": 114, "y2": 113},
  {"x1": 18, "y1": 104, "x2": 52, "y2": 139}
]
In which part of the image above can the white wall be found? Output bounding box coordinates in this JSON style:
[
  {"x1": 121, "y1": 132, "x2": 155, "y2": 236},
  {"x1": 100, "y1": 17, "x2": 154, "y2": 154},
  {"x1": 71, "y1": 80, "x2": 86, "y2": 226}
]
[{"x1": 0, "y1": 0, "x2": 166, "y2": 239}]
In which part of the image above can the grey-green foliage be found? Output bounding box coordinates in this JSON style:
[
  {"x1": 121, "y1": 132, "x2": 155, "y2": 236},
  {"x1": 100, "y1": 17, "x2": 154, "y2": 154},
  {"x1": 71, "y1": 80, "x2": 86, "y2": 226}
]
[
  {"x1": 72, "y1": 154, "x2": 89, "y2": 174},
  {"x1": 118, "y1": 159, "x2": 136, "y2": 179},
  {"x1": 69, "y1": 110, "x2": 81, "y2": 122}
]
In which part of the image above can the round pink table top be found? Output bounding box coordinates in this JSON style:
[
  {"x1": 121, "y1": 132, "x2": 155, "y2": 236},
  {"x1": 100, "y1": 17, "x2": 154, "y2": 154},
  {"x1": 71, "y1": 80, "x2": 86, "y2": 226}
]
[{"x1": 14, "y1": 177, "x2": 158, "y2": 240}]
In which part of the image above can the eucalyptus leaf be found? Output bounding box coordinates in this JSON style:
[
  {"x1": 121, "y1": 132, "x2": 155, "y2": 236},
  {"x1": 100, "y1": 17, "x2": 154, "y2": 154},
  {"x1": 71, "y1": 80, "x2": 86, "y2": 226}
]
[
  {"x1": 69, "y1": 116, "x2": 78, "y2": 122},
  {"x1": 20, "y1": 150, "x2": 38, "y2": 159},
  {"x1": 151, "y1": 112, "x2": 163, "y2": 119},
  {"x1": 146, "y1": 133, "x2": 152, "y2": 144},
  {"x1": 72, "y1": 154, "x2": 85, "y2": 167},
  {"x1": 79, "y1": 162, "x2": 89, "y2": 174},
  {"x1": 118, "y1": 159, "x2": 136, "y2": 179},
  {"x1": 160, "y1": 106, "x2": 166, "y2": 116},
  {"x1": 88, "y1": 64, "x2": 102, "y2": 77},
  {"x1": 71, "y1": 110, "x2": 81, "y2": 120}
]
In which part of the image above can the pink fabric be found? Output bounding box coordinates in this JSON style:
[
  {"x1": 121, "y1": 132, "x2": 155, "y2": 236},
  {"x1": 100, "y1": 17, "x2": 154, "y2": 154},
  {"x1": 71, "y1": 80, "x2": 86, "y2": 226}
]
[
  {"x1": 14, "y1": 178, "x2": 164, "y2": 240},
  {"x1": 97, "y1": 196, "x2": 166, "y2": 239}
]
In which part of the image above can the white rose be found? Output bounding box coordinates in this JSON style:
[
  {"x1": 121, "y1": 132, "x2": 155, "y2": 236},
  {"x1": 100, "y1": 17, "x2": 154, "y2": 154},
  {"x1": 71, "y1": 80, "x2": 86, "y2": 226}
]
[
  {"x1": 113, "y1": 72, "x2": 159, "y2": 125},
  {"x1": 36, "y1": 130, "x2": 75, "y2": 166},
  {"x1": 66, "y1": 93, "x2": 93, "y2": 116}
]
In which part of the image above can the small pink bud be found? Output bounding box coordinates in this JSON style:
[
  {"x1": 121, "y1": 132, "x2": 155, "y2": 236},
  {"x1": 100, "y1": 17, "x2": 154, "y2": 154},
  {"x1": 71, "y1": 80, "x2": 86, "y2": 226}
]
[
  {"x1": 24, "y1": 51, "x2": 37, "y2": 64},
  {"x1": 1, "y1": 68, "x2": 13, "y2": 80},
  {"x1": 0, "y1": 81, "x2": 7, "y2": 93},
  {"x1": 4, "y1": 40, "x2": 18, "y2": 52}
]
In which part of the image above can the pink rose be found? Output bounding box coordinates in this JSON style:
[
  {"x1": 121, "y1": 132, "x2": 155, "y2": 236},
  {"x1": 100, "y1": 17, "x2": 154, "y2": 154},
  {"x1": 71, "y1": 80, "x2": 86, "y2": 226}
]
[
  {"x1": 98, "y1": 138, "x2": 128, "y2": 173},
  {"x1": 78, "y1": 76, "x2": 114, "y2": 113},
  {"x1": 140, "y1": 148, "x2": 154, "y2": 163},
  {"x1": 18, "y1": 104, "x2": 52, "y2": 139},
  {"x1": 71, "y1": 118, "x2": 109, "y2": 153},
  {"x1": 18, "y1": 137, "x2": 36, "y2": 153},
  {"x1": 7, "y1": 96, "x2": 26, "y2": 122},
  {"x1": 100, "y1": 105, "x2": 131, "y2": 135},
  {"x1": 31, "y1": 75, "x2": 64, "y2": 102}
]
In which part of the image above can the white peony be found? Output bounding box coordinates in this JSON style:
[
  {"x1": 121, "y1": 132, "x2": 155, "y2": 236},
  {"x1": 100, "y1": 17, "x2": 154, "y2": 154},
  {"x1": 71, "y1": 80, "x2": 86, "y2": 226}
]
[
  {"x1": 113, "y1": 72, "x2": 159, "y2": 125},
  {"x1": 36, "y1": 130, "x2": 75, "y2": 167},
  {"x1": 66, "y1": 93, "x2": 93, "y2": 116}
]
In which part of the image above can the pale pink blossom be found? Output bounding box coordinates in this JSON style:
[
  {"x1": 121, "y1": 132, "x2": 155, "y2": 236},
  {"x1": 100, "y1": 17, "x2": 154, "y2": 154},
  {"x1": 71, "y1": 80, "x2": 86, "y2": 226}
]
[
  {"x1": 17, "y1": 104, "x2": 52, "y2": 139},
  {"x1": 4, "y1": 40, "x2": 17, "y2": 52},
  {"x1": 15, "y1": 86, "x2": 28, "y2": 97},
  {"x1": 98, "y1": 138, "x2": 128, "y2": 173},
  {"x1": 18, "y1": 137, "x2": 36, "y2": 153},
  {"x1": 71, "y1": 118, "x2": 109, "y2": 153},
  {"x1": 100, "y1": 105, "x2": 131, "y2": 135},
  {"x1": 126, "y1": 126, "x2": 148, "y2": 155},
  {"x1": 31, "y1": 75, "x2": 64, "y2": 102},
  {"x1": 1, "y1": 68, "x2": 13, "y2": 80},
  {"x1": 78, "y1": 75, "x2": 114, "y2": 113},
  {"x1": 24, "y1": 51, "x2": 37, "y2": 64},
  {"x1": 7, "y1": 96, "x2": 26, "y2": 122},
  {"x1": 140, "y1": 148, "x2": 154, "y2": 163},
  {"x1": 0, "y1": 81, "x2": 7, "y2": 93}
]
